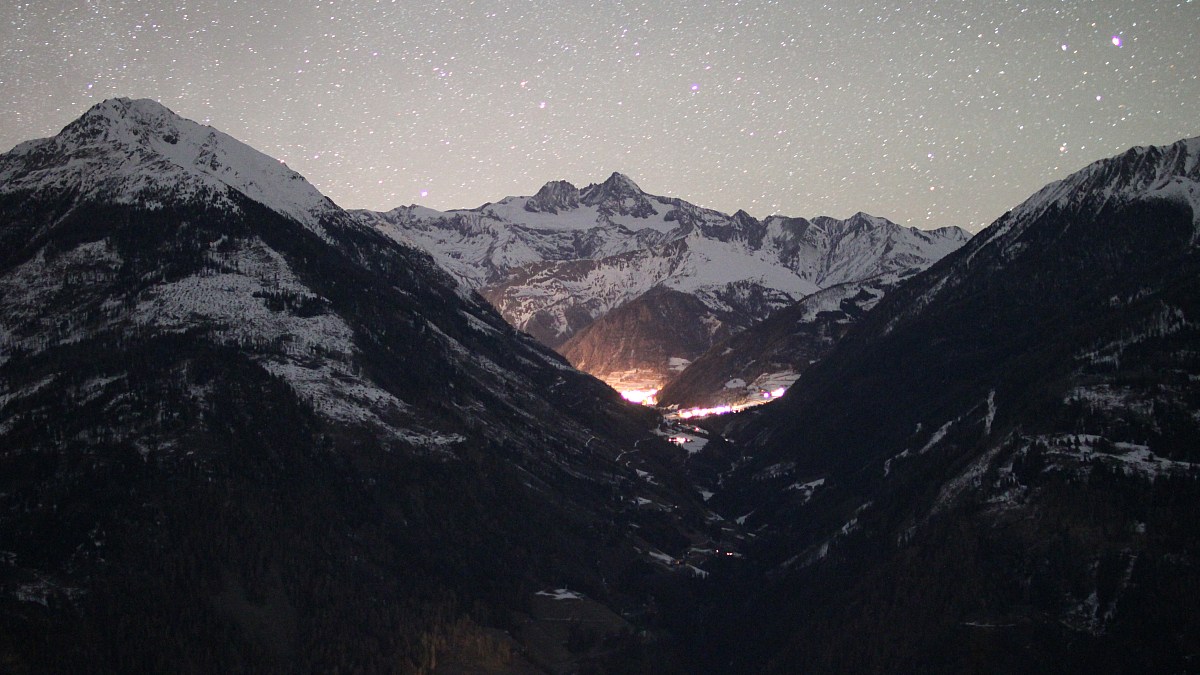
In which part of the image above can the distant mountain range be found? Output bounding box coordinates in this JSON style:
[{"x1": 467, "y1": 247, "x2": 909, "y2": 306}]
[{"x1": 357, "y1": 175, "x2": 969, "y2": 397}]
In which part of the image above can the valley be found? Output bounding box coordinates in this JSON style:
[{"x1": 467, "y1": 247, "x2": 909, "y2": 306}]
[{"x1": 1, "y1": 98, "x2": 1198, "y2": 673}]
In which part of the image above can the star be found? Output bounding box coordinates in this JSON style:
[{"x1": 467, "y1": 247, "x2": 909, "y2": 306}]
[{"x1": 0, "y1": 0, "x2": 1195, "y2": 232}]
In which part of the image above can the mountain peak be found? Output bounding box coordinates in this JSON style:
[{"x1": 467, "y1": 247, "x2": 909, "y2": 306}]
[
  {"x1": 601, "y1": 172, "x2": 642, "y2": 193},
  {"x1": 1, "y1": 96, "x2": 338, "y2": 237},
  {"x1": 86, "y1": 96, "x2": 175, "y2": 120},
  {"x1": 579, "y1": 173, "x2": 657, "y2": 217},
  {"x1": 731, "y1": 208, "x2": 758, "y2": 224},
  {"x1": 848, "y1": 211, "x2": 893, "y2": 227},
  {"x1": 582, "y1": 172, "x2": 645, "y2": 200},
  {"x1": 56, "y1": 97, "x2": 186, "y2": 148},
  {"x1": 975, "y1": 135, "x2": 1200, "y2": 256},
  {"x1": 842, "y1": 211, "x2": 897, "y2": 235},
  {"x1": 805, "y1": 212, "x2": 899, "y2": 235},
  {"x1": 525, "y1": 179, "x2": 580, "y2": 214}
]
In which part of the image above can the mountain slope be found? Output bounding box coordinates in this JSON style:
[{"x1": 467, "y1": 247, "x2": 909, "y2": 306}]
[
  {"x1": 556, "y1": 285, "x2": 747, "y2": 393},
  {"x1": 0, "y1": 99, "x2": 717, "y2": 673},
  {"x1": 698, "y1": 137, "x2": 1200, "y2": 672},
  {"x1": 359, "y1": 178, "x2": 969, "y2": 392},
  {"x1": 654, "y1": 274, "x2": 897, "y2": 408}
]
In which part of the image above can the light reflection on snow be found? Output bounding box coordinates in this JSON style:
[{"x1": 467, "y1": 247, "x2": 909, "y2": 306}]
[
  {"x1": 623, "y1": 380, "x2": 792, "y2": 419},
  {"x1": 675, "y1": 405, "x2": 734, "y2": 419},
  {"x1": 620, "y1": 388, "x2": 658, "y2": 404},
  {"x1": 668, "y1": 387, "x2": 788, "y2": 420}
]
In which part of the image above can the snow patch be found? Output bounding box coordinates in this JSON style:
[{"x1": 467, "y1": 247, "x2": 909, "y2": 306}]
[
  {"x1": 647, "y1": 550, "x2": 678, "y2": 566},
  {"x1": 933, "y1": 442, "x2": 1007, "y2": 514},
  {"x1": 983, "y1": 390, "x2": 997, "y2": 436},
  {"x1": 1077, "y1": 304, "x2": 1191, "y2": 368},
  {"x1": 785, "y1": 478, "x2": 826, "y2": 504},
  {"x1": 535, "y1": 588, "x2": 584, "y2": 601},
  {"x1": 1030, "y1": 434, "x2": 1200, "y2": 481},
  {"x1": 885, "y1": 417, "x2": 957, "y2": 476},
  {"x1": 668, "y1": 356, "x2": 691, "y2": 372}
]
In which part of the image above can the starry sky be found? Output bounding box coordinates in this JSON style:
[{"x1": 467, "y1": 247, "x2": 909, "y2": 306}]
[{"x1": 2, "y1": 1, "x2": 1197, "y2": 231}]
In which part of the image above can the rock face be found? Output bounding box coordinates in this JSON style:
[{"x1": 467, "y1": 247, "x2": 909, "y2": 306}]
[
  {"x1": 0, "y1": 99, "x2": 717, "y2": 672},
  {"x1": 698, "y1": 137, "x2": 1200, "y2": 672},
  {"x1": 558, "y1": 285, "x2": 737, "y2": 393},
  {"x1": 525, "y1": 179, "x2": 580, "y2": 214},
  {"x1": 358, "y1": 179, "x2": 969, "y2": 392}
]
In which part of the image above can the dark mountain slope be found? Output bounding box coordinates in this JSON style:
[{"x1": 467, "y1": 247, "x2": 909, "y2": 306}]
[
  {"x1": 558, "y1": 284, "x2": 769, "y2": 393},
  {"x1": 696, "y1": 138, "x2": 1200, "y2": 672}
]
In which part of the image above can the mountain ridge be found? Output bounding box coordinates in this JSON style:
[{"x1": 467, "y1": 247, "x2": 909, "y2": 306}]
[{"x1": 357, "y1": 175, "x2": 969, "y2": 392}]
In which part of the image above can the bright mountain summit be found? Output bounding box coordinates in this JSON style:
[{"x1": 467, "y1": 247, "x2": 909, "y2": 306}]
[{"x1": 357, "y1": 175, "x2": 969, "y2": 401}]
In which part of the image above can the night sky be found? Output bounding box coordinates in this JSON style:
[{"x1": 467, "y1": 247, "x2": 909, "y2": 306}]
[{"x1": 2, "y1": 1, "x2": 1197, "y2": 231}]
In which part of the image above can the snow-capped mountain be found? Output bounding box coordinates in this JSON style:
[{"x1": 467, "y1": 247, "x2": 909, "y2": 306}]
[
  {"x1": 0, "y1": 99, "x2": 722, "y2": 672},
  {"x1": 0, "y1": 97, "x2": 342, "y2": 240},
  {"x1": 358, "y1": 174, "x2": 969, "y2": 391},
  {"x1": 699, "y1": 137, "x2": 1200, "y2": 671}
]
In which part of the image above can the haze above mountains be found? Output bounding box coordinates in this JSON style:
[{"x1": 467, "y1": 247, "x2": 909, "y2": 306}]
[{"x1": 1, "y1": 98, "x2": 1198, "y2": 673}]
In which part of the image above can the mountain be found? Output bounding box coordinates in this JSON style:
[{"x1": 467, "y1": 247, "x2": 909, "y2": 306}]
[
  {"x1": 358, "y1": 178, "x2": 969, "y2": 393},
  {"x1": 654, "y1": 273, "x2": 897, "y2": 409},
  {"x1": 695, "y1": 137, "x2": 1200, "y2": 672},
  {"x1": 557, "y1": 283, "x2": 784, "y2": 395},
  {"x1": 0, "y1": 99, "x2": 722, "y2": 672}
]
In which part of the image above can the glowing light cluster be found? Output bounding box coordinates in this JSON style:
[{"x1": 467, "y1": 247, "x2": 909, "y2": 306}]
[
  {"x1": 620, "y1": 389, "x2": 658, "y2": 405},
  {"x1": 669, "y1": 386, "x2": 790, "y2": 420},
  {"x1": 675, "y1": 405, "x2": 734, "y2": 419}
]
